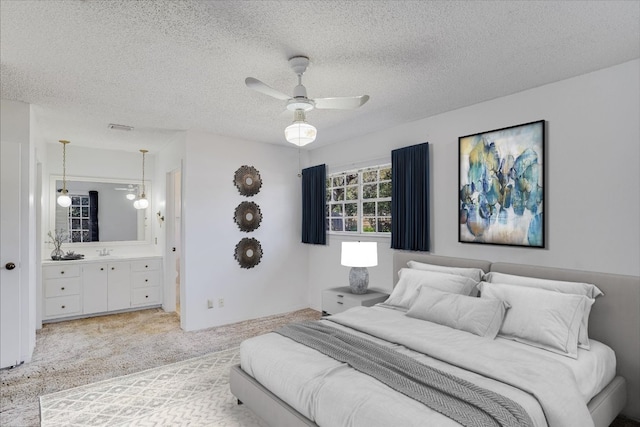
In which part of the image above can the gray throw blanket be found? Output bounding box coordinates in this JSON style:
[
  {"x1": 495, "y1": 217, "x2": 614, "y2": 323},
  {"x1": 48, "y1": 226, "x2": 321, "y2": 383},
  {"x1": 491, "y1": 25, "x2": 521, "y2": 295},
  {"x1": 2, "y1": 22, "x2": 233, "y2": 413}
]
[{"x1": 276, "y1": 321, "x2": 533, "y2": 427}]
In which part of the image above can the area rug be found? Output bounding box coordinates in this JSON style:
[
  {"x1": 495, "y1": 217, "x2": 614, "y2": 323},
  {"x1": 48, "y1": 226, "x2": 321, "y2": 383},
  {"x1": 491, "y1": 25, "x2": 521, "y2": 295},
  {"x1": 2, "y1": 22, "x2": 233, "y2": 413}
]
[{"x1": 39, "y1": 347, "x2": 266, "y2": 427}]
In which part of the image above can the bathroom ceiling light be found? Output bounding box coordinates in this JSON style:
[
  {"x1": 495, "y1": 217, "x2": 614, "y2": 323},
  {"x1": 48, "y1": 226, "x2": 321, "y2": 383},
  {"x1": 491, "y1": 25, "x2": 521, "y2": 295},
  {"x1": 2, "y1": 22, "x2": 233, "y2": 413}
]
[
  {"x1": 57, "y1": 140, "x2": 72, "y2": 207},
  {"x1": 133, "y1": 149, "x2": 149, "y2": 210}
]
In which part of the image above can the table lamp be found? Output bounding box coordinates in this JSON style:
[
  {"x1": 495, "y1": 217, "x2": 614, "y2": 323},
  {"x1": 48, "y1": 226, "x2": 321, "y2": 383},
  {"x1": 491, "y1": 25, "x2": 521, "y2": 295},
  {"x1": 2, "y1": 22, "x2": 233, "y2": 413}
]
[{"x1": 341, "y1": 242, "x2": 378, "y2": 294}]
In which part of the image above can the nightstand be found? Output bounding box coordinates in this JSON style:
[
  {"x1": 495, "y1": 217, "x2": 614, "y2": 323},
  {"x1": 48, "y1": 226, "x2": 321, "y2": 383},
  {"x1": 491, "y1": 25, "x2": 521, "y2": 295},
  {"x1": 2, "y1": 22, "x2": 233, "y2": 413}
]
[{"x1": 321, "y1": 286, "x2": 389, "y2": 316}]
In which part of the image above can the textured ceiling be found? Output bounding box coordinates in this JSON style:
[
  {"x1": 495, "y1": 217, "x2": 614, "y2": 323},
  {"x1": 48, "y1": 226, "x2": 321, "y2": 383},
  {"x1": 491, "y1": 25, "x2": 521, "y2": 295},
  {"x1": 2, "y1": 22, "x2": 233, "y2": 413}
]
[{"x1": 1, "y1": 0, "x2": 639, "y2": 153}]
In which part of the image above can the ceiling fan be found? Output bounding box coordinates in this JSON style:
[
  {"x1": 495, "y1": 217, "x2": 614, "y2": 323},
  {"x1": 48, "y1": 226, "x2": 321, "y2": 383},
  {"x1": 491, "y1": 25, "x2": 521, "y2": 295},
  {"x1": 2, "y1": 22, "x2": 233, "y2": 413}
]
[
  {"x1": 114, "y1": 184, "x2": 138, "y2": 200},
  {"x1": 245, "y1": 56, "x2": 369, "y2": 146}
]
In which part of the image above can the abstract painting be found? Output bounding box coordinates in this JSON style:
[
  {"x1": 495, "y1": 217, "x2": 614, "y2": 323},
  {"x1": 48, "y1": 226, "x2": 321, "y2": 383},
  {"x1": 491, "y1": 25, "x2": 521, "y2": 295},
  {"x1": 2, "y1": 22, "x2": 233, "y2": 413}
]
[{"x1": 459, "y1": 120, "x2": 545, "y2": 247}]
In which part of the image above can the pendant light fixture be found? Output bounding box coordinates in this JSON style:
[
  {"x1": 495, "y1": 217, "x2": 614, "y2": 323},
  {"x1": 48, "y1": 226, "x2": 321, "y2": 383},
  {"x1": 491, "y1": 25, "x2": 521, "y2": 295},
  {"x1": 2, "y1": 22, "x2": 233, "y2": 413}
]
[
  {"x1": 57, "y1": 140, "x2": 72, "y2": 207},
  {"x1": 133, "y1": 149, "x2": 149, "y2": 210},
  {"x1": 284, "y1": 109, "x2": 317, "y2": 146}
]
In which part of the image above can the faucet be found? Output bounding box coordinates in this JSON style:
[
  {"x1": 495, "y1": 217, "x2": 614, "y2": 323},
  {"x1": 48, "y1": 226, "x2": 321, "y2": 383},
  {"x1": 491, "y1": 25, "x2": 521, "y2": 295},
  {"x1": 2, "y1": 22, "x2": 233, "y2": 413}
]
[{"x1": 97, "y1": 248, "x2": 112, "y2": 256}]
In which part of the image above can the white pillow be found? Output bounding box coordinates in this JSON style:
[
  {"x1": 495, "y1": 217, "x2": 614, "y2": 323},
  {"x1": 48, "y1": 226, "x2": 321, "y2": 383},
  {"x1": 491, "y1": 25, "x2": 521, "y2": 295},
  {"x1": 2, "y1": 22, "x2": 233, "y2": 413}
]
[
  {"x1": 385, "y1": 269, "x2": 478, "y2": 309},
  {"x1": 478, "y1": 282, "x2": 593, "y2": 359},
  {"x1": 407, "y1": 260, "x2": 485, "y2": 282},
  {"x1": 483, "y1": 272, "x2": 603, "y2": 298},
  {"x1": 484, "y1": 272, "x2": 602, "y2": 349},
  {"x1": 406, "y1": 286, "x2": 509, "y2": 339}
]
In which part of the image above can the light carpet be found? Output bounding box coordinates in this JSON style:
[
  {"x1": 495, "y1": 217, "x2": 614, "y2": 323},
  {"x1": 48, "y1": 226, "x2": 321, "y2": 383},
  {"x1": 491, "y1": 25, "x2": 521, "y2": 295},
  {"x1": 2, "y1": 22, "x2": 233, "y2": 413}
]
[{"x1": 39, "y1": 347, "x2": 265, "y2": 427}]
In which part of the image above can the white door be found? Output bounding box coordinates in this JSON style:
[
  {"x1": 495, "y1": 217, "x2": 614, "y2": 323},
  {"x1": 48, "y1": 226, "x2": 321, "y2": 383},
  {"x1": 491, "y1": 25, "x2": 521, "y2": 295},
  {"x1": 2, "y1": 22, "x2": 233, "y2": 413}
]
[
  {"x1": 1, "y1": 141, "x2": 22, "y2": 369},
  {"x1": 165, "y1": 168, "x2": 182, "y2": 316}
]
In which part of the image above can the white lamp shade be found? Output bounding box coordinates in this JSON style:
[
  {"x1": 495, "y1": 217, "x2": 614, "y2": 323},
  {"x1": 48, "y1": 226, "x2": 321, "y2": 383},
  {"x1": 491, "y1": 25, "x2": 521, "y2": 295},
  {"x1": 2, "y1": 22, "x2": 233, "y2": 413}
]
[
  {"x1": 284, "y1": 121, "x2": 317, "y2": 146},
  {"x1": 133, "y1": 197, "x2": 149, "y2": 210},
  {"x1": 57, "y1": 193, "x2": 72, "y2": 207},
  {"x1": 341, "y1": 242, "x2": 378, "y2": 267}
]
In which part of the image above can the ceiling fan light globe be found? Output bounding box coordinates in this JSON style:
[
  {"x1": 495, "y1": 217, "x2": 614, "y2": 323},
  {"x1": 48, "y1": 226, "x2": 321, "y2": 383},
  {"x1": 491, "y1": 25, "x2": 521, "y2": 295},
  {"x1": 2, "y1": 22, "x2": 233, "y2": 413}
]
[
  {"x1": 285, "y1": 122, "x2": 317, "y2": 146},
  {"x1": 57, "y1": 192, "x2": 72, "y2": 208}
]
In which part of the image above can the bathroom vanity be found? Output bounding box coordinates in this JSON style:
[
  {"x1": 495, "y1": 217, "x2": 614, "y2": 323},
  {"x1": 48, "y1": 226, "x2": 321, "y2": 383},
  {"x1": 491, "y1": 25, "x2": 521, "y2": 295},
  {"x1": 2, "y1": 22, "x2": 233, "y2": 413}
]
[{"x1": 42, "y1": 256, "x2": 162, "y2": 322}]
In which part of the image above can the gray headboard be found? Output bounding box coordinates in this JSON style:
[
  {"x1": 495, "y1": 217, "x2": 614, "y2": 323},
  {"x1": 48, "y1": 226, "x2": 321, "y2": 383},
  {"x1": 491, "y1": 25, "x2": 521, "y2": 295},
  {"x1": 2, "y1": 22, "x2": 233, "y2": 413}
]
[
  {"x1": 392, "y1": 251, "x2": 640, "y2": 420},
  {"x1": 392, "y1": 251, "x2": 491, "y2": 286}
]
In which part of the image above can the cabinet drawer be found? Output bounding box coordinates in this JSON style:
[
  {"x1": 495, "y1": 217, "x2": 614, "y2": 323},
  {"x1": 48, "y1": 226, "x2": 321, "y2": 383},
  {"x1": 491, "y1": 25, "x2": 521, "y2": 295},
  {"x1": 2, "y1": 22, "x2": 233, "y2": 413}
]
[
  {"x1": 322, "y1": 298, "x2": 347, "y2": 315},
  {"x1": 322, "y1": 288, "x2": 389, "y2": 315},
  {"x1": 43, "y1": 264, "x2": 80, "y2": 279},
  {"x1": 131, "y1": 259, "x2": 161, "y2": 272},
  {"x1": 131, "y1": 287, "x2": 161, "y2": 306},
  {"x1": 131, "y1": 271, "x2": 160, "y2": 288},
  {"x1": 45, "y1": 295, "x2": 81, "y2": 317},
  {"x1": 44, "y1": 277, "x2": 81, "y2": 297}
]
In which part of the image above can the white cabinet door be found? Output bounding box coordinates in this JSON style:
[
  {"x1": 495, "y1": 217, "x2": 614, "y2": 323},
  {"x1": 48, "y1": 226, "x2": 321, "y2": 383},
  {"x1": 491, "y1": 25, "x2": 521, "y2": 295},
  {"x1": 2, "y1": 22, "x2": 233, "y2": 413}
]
[
  {"x1": 107, "y1": 262, "x2": 131, "y2": 311},
  {"x1": 82, "y1": 263, "x2": 108, "y2": 314}
]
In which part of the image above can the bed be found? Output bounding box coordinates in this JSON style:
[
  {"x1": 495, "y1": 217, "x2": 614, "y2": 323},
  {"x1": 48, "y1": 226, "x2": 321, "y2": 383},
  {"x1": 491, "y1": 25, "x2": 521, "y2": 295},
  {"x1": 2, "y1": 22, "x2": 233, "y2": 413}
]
[{"x1": 230, "y1": 252, "x2": 640, "y2": 426}]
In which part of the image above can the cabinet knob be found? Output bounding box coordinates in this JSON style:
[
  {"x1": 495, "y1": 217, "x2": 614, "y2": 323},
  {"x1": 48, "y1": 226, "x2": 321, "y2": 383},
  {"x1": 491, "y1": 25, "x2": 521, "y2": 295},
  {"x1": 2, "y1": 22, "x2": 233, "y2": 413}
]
[
  {"x1": 111, "y1": 267, "x2": 115, "y2": 270},
  {"x1": 100, "y1": 268, "x2": 104, "y2": 271},
  {"x1": 337, "y1": 301, "x2": 343, "y2": 305},
  {"x1": 60, "y1": 271, "x2": 64, "y2": 275},
  {"x1": 337, "y1": 294, "x2": 344, "y2": 298},
  {"x1": 145, "y1": 279, "x2": 148, "y2": 282},
  {"x1": 61, "y1": 287, "x2": 65, "y2": 291},
  {"x1": 145, "y1": 265, "x2": 148, "y2": 268},
  {"x1": 61, "y1": 305, "x2": 66, "y2": 309},
  {"x1": 145, "y1": 295, "x2": 149, "y2": 298}
]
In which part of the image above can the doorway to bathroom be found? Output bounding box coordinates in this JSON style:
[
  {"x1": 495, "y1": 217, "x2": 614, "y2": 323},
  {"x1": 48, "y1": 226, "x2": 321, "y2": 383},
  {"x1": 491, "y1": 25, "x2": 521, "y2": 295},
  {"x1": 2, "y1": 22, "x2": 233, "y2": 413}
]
[{"x1": 166, "y1": 168, "x2": 182, "y2": 323}]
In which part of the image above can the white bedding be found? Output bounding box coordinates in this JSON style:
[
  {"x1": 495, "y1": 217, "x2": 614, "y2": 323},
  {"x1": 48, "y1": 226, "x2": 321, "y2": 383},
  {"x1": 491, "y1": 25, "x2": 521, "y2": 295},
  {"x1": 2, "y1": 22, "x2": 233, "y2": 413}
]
[
  {"x1": 240, "y1": 306, "x2": 615, "y2": 427},
  {"x1": 377, "y1": 303, "x2": 616, "y2": 402}
]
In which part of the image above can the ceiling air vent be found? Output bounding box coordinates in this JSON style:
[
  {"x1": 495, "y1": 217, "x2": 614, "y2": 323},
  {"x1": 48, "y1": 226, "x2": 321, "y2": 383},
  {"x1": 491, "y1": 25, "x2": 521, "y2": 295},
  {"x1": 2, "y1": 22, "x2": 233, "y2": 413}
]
[{"x1": 108, "y1": 123, "x2": 134, "y2": 131}]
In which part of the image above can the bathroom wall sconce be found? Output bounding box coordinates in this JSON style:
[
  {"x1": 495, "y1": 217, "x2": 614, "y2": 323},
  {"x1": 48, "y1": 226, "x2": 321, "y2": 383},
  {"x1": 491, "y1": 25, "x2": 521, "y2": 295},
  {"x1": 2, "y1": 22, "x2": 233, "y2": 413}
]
[{"x1": 157, "y1": 211, "x2": 165, "y2": 224}]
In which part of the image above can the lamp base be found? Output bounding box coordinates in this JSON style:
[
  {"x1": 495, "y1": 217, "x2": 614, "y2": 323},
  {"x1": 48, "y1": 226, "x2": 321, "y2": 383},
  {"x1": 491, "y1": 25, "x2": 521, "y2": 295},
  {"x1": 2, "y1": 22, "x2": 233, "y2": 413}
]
[{"x1": 349, "y1": 267, "x2": 369, "y2": 294}]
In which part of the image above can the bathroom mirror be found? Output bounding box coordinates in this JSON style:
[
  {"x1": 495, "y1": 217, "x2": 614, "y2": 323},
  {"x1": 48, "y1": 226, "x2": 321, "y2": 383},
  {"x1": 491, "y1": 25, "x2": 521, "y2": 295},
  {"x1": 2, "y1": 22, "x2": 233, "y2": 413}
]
[{"x1": 50, "y1": 176, "x2": 150, "y2": 244}]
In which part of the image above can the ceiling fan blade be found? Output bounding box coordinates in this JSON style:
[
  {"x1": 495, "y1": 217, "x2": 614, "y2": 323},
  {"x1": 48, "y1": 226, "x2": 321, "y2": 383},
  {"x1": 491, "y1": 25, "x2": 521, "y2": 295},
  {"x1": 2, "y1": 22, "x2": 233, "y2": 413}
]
[
  {"x1": 314, "y1": 95, "x2": 369, "y2": 110},
  {"x1": 245, "y1": 77, "x2": 291, "y2": 101}
]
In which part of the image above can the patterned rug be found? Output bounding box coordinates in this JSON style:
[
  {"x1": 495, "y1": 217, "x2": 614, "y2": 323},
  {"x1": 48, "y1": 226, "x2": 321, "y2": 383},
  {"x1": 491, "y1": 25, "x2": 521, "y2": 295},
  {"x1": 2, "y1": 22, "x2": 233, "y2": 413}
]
[{"x1": 39, "y1": 348, "x2": 266, "y2": 427}]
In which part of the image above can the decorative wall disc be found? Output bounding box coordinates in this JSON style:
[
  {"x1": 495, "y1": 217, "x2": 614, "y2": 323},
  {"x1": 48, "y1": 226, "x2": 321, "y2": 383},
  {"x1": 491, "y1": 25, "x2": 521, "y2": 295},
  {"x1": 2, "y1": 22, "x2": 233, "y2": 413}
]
[
  {"x1": 234, "y1": 238, "x2": 263, "y2": 269},
  {"x1": 234, "y1": 165, "x2": 262, "y2": 196},
  {"x1": 234, "y1": 201, "x2": 262, "y2": 232}
]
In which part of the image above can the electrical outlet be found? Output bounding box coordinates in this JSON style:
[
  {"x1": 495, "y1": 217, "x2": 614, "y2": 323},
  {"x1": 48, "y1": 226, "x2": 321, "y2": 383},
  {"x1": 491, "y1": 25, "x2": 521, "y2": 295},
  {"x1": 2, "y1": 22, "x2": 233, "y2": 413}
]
[
  {"x1": 218, "y1": 298, "x2": 224, "y2": 308},
  {"x1": 207, "y1": 299, "x2": 214, "y2": 309}
]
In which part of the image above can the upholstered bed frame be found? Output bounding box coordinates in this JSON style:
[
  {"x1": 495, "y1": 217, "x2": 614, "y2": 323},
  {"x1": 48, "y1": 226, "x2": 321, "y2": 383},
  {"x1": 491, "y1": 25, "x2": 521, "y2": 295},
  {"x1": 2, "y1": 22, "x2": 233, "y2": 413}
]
[{"x1": 230, "y1": 252, "x2": 640, "y2": 426}]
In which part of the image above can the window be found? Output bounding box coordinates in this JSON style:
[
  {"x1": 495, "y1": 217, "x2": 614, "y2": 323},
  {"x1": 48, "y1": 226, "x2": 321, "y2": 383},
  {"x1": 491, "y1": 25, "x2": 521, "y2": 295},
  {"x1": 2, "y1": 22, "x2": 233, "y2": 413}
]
[
  {"x1": 68, "y1": 195, "x2": 91, "y2": 242},
  {"x1": 326, "y1": 164, "x2": 392, "y2": 234}
]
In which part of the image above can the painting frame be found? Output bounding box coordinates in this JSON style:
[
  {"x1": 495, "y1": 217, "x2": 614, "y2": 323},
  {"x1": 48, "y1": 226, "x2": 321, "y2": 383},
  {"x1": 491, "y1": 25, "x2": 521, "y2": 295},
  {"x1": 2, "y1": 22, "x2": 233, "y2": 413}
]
[{"x1": 458, "y1": 120, "x2": 545, "y2": 248}]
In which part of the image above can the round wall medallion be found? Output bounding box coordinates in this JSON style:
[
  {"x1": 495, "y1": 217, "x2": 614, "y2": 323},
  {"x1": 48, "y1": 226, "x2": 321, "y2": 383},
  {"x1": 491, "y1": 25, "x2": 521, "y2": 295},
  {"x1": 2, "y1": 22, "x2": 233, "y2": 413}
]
[
  {"x1": 234, "y1": 238, "x2": 263, "y2": 269},
  {"x1": 234, "y1": 201, "x2": 262, "y2": 232},
  {"x1": 234, "y1": 165, "x2": 262, "y2": 196}
]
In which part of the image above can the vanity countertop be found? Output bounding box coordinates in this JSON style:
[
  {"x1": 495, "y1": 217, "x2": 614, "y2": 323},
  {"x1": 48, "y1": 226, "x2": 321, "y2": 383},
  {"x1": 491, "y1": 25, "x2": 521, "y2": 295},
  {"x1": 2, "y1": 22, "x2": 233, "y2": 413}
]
[{"x1": 42, "y1": 255, "x2": 162, "y2": 265}]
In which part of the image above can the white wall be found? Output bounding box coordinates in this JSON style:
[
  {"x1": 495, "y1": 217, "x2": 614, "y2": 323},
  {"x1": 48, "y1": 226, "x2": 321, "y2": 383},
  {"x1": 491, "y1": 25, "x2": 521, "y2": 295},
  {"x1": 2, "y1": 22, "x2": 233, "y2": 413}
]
[
  {"x1": 180, "y1": 130, "x2": 309, "y2": 331},
  {"x1": 307, "y1": 59, "x2": 640, "y2": 310}
]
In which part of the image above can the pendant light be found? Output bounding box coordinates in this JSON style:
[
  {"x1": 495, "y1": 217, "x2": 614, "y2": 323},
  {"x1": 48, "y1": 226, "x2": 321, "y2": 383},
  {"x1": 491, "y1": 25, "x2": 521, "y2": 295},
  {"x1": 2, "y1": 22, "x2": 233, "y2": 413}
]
[
  {"x1": 57, "y1": 140, "x2": 72, "y2": 207},
  {"x1": 133, "y1": 149, "x2": 149, "y2": 210},
  {"x1": 284, "y1": 109, "x2": 317, "y2": 146}
]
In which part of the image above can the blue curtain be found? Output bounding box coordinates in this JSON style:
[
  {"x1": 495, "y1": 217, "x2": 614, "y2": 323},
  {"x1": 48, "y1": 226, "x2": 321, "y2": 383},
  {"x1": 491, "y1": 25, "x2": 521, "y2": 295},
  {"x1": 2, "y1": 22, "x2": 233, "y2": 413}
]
[
  {"x1": 391, "y1": 143, "x2": 430, "y2": 251},
  {"x1": 89, "y1": 190, "x2": 99, "y2": 242},
  {"x1": 301, "y1": 164, "x2": 327, "y2": 245}
]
